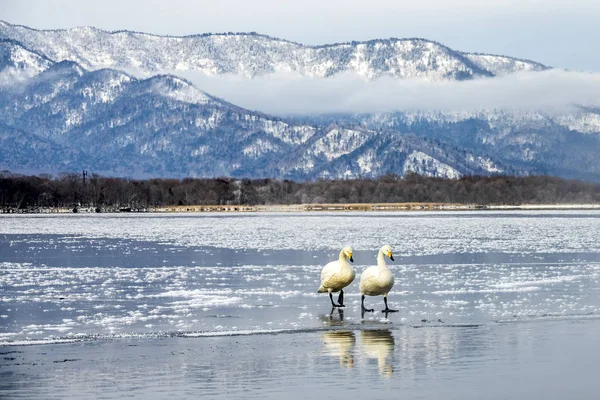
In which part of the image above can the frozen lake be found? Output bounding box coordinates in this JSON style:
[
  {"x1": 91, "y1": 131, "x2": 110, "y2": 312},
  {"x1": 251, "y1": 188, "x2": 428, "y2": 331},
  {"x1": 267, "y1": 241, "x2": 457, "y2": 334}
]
[{"x1": 2, "y1": 211, "x2": 600, "y2": 398}]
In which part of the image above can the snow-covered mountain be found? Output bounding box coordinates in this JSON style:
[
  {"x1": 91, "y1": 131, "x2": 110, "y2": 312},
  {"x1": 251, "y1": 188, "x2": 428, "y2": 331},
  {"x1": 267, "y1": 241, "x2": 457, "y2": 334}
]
[
  {"x1": 462, "y1": 53, "x2": 547, "y2": 76},
  {"x1": 0, "y1": 60, "x2": 311, "y2": 177},
  {"x1": 0, "y1": 55, "x2": 528, "y2": 179},
  {"x1": 299, "y1": 108, "x2": 600, "y2": 181},
  {"x1": 1, "y1": 54, "x2": 598, "y2": 181},
  {"x1": 1, "y1": 21, "x2": 600, "y2": 182},
  {"x1": 0, "y1": 21, "x2": 548, "y2": 80},
  {"x1": 0, "y1": 39, "x2": 53, "y2": 83}
]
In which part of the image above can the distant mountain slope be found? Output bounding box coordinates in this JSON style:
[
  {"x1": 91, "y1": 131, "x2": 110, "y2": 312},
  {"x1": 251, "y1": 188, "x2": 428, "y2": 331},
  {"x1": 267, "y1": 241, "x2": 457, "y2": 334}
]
[
  {"x1": 301, "y1": 110, "x2": 600, "y2": 181},
  {"x1": 461, "y1": 53, "x2": 548, "y2": 76},
  {"x1": 0, "y1": 38, "x2": 53, "y2": 82},
  {"x1": 0, "y1": 123, "x2": 85, "y2": 171},
  {"x1": 0, "y1": 60, "x2": 358, "y2": 177},
  {"x1": 0, "y1": 21, "x2": 549, "y2": 80},
  {"x1": 0, "y1": 57, "x2": 528, "y2": 179}
]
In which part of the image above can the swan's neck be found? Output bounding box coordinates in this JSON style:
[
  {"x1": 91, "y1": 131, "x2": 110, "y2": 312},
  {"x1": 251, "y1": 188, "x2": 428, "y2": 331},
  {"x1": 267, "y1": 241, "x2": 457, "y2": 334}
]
[
  {"x1": 377, "y1": 250, "x2": 388, "y2": 268},
  {"x1": 338, "y1": 250, "x2": 347, "y2": 263}
]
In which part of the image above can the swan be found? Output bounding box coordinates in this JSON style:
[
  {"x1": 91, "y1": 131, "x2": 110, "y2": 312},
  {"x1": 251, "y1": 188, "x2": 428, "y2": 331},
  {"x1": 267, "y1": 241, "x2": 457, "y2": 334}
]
[
  {"x1": 317, "y1": 246, "x2": 355, "y2": 307},
  {"x1": 360, "y1": 245, "x2": 398, "y2": 313}
]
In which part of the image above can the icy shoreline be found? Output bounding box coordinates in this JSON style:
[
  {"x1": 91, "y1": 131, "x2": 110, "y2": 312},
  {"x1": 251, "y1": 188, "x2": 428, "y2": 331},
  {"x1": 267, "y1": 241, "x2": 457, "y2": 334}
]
[{"x1": 3, "y1": 202, "x2": 600, "y2": 214}]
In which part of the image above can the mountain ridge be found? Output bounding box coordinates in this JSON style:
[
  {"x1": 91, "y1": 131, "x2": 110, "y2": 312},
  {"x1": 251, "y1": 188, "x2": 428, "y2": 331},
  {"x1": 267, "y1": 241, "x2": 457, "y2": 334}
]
[
  {"x1": 0, "y1": 20, "x2": 549, "y2": 80},
  {"x1": 0, "y1": 20, "x2": 551, "y2": 57}
]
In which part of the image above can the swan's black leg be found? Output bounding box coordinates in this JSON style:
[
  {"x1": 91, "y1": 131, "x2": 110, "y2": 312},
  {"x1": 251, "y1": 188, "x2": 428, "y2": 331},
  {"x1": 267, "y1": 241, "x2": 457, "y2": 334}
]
[
  {"x1": 337, "y1": 290, "x2": 345, "y2": 307},
  {"x1": 361, "y1": 295, "x2": 374, "y2": 313},
  {"x1": 382, "y1": 296, "x2": 398, "y2": 313},
  {"x1": 329, "y1": 292, "x2": 341, "y2": 307}
]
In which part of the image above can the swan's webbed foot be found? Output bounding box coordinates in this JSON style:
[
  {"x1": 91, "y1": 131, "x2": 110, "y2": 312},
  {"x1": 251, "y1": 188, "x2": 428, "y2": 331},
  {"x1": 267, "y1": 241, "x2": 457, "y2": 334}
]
[
  {"x1": 361, "y1": 295, "x2": 374, "y2": 314},
  {"x1": 382, "y1": 297, "x2": 398, "y2": 313}
]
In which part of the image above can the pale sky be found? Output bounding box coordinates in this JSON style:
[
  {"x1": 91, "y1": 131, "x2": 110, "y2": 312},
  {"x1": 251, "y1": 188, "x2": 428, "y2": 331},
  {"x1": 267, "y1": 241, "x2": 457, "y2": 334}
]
[{"x1": 1, "y1": 0, "x2": 599, "y2": 71}]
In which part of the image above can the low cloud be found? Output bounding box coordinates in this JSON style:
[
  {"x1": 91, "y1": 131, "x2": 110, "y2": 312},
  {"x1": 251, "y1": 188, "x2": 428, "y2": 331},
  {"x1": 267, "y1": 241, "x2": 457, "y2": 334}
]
[
  {"x1": 170, "y1": 69, "x2": 600, "y2": 116},
  {"x1": 0, "y1": 69, "x2": 36, "y2": 87}
]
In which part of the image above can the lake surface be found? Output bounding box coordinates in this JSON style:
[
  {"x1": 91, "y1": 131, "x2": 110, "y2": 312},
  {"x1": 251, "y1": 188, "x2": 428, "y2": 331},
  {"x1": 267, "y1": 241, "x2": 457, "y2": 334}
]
[{"x1": 2, "y1": 211, "x2": 600, "y2": 398}]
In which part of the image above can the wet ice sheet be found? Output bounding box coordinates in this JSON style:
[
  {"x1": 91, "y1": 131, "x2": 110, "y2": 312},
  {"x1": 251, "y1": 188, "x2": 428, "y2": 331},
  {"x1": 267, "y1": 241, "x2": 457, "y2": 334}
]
[
  {"x1": 2, "y1": 259, "x2": 600, "y2": 343},
  {"x1": 1, "y1": 212, "x2": 600, "y2": 345},
  {"x1": 3, "y1": 211, "x2": 600, "y2": 254}
]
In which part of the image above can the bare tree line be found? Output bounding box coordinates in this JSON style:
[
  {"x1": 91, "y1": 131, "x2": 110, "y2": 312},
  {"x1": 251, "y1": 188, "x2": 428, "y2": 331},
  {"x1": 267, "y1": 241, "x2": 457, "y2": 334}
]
[{"x1": 2, "y1": 170, "x2": 600, "y2": 212}]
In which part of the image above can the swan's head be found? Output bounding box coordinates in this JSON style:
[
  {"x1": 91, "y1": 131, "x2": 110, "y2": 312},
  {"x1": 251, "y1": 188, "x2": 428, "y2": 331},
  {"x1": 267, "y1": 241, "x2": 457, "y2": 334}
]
[
  {"x1": 342, "y1": 246, "x2": 354, "y2": 263},
  {"x1": 381, "y1": 245, "x2": 394, "y2": 261}
]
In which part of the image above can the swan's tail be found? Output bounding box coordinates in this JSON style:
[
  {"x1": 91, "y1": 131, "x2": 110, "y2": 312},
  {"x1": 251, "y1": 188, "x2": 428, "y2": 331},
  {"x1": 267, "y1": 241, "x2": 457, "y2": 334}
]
[{"x1": 317, "y1": 285, "x2": 327, "y2": 293}]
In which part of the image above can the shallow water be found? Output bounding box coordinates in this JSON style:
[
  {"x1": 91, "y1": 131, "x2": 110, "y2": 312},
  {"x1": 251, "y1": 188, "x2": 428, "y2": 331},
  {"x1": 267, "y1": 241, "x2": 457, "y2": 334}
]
[
  {"x1": 1, "y1": 320, "x2": 600, "y2": 399},
  {"x1": 1, "y1": 211, "x2": 600, "y2": 398}
]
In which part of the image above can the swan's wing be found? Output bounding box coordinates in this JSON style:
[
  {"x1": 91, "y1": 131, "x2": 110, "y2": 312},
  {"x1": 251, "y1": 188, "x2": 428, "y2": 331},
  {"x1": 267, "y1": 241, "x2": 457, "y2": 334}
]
[
  {"x1": 359, "y1": 265, "x2": 378, "y2": 290},
  {"x1": 360, "y1": 265, "x2": 377, "y2": 281},
  {"x1": 321, "y1": 261, "x2": 338, "y2": 282}
]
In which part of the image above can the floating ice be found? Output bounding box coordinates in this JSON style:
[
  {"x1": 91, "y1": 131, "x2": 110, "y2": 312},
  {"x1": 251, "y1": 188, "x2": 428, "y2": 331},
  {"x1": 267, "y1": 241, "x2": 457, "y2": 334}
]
[{"x1": 2, "y1": 211, "x2": 600, "y2": 345}]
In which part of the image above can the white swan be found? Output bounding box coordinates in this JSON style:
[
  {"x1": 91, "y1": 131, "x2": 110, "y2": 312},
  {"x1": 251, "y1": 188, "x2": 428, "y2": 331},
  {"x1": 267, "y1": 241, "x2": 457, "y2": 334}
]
[
  {"x1": 317, "y1": 246, "x2": 355, "y2": 307},
  {"x1": 360, "y1": 245, "x2": 398, "y2": 313}
]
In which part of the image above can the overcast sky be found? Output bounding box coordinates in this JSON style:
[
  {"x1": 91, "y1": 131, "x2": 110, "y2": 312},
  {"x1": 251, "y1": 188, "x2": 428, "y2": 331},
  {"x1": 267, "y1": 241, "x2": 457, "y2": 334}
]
[{"x1": 2, "y1": 0, "x2": 600, "y2": 71}]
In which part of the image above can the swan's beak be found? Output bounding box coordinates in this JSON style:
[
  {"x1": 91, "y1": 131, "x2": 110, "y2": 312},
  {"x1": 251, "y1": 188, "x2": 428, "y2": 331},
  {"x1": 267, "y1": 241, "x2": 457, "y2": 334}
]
[
  {"x1": 389, "y1": 252, "x2": 394, "y2": 261},
  {"x1": 349, "y1": 254, "x2": 354, "y2": 263}
]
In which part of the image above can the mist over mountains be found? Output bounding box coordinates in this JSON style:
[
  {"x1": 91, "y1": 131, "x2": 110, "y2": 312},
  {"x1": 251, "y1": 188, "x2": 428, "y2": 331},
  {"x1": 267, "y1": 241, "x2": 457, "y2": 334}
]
[{"x1": 1, "y1": 21, "x2": 600, "y2": 181}]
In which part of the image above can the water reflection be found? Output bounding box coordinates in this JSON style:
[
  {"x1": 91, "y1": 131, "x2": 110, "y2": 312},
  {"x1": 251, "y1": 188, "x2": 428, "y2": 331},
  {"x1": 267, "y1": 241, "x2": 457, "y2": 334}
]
[
  {"x1": 4, "y1": 321, "x2": 600, "y2": 399},
  {"x1": 319, "y1": 308, "x2": 345, "y2": 326},
  {"x1": 322, "y1": 331, "x2": 355, "y2": 368},
  {"x1": 319, "y1": 323, "x2": 489, "y2": 379},
  {"x1": 393, "y1": 325, "x2": 488, "y2": 376},
  {"x1": 360, "y1": 330, "x2": 395, "y2": 377}
]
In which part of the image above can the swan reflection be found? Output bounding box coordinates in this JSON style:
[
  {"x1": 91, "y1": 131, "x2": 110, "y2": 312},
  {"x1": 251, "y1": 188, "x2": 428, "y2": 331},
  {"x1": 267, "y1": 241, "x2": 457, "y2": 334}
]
[
  {"x1": 361, "y1": 329, "x2": 395, "y2": 377},
  {"x1": 322, "y1": 331, "x2": 355, "y2": 368}
]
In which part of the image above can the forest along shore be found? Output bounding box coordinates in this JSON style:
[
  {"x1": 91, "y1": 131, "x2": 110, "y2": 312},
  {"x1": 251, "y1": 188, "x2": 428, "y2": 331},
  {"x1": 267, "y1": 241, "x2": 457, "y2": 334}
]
[
  {"x1": 2, "y1": 203, "x2": 600, "y2": 214},
  {"x1": 3, "y1": 173, "x2": 600, "y2": 213}
]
